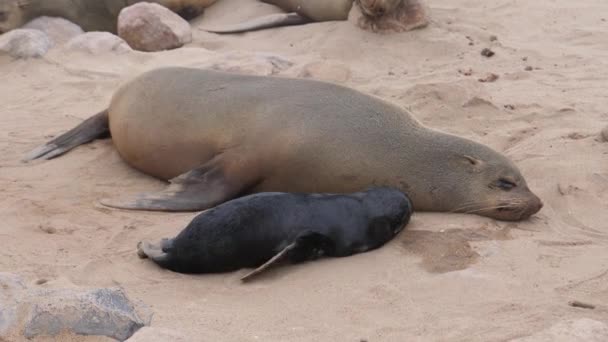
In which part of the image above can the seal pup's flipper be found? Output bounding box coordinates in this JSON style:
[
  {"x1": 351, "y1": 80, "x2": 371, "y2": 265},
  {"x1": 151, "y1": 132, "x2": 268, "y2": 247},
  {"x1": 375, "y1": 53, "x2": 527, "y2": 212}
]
[
  {"x1": 137, "y1": 240, "x2": 172, "y2": 268},
  {"x1": 100, "y1": 155, "x2": 259, "y2": 212},
  {"x1": 240, "y1": 232, "x2": 333, "y2": 282},
  {"x1": 23, "y1": 110, "x2": 110, "y2": 162},
  {"x1": 203, "y1": 13, "x2": 311, "y2": 34},
  {"x1": 240, "y1": 242, "x2": 297, "y2": 282}
]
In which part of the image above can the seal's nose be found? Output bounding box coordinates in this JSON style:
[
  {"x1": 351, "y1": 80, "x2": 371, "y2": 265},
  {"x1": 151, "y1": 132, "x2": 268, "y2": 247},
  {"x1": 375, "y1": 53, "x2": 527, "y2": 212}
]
[
  {"x1": 532, "y1": 194, "x2": 543, "y2": 212},
  {"x1": 522, "y1": 194, "x2": 543, "y2": 219}
]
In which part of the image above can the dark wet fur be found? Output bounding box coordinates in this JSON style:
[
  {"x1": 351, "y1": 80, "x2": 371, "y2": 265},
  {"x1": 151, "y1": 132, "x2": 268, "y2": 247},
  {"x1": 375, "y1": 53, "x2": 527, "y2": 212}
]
[{"x1": 140, "y1": 187, "x2": 413, "y2": 274}]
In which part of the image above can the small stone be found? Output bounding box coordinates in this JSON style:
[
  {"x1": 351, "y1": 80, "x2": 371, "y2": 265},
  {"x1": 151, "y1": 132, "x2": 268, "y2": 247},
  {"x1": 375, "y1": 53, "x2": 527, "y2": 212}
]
[
  {"x1": 117, "y1": 2, "x2": 192, "y2": 52},
  {"x1": 489, "y1": 35, "x2": 497, "y2": 41},
  {"x1": 525, "y1": 66, "x2": 533, "y2": 71},
  {"x1": 481, "y1": 48, "x2": 495, "y2": 57},
  {"x1": 504, "y1": 104, "x2": 515, "y2": 110},
  {"x1": 0, "y1": 29, "x2": 51, "y2": 58},
  {"x1": 458, "y1": 68, "x2": 473, "y2": 76},
  {"x1": 35, "y1": 279, "x2": 48, "y2": 285},
  {"x1": 23, "y1": 16, "x2": 84, "y2": 46},
  {"x1": 601, "y1": 125, "x2": 608, "y2": 142},
  {"x1": 65, "y1": 32, "x2": 131, "y2": 54},
  {"x1": 478, "y1": 73, "x2": 499, "y2": 83},
  {"x1": 38, "y1": 224, "x2": 56, "y2": 234},
  {"x1": 297, "y1": 61, "x2": 351, "y2": 83},
  {"x1": 208, "y1": 52, "x2": 293, "y2": 76},
  {"x1": 23, "y1": 287, "x2": 149, "y2": 341}
]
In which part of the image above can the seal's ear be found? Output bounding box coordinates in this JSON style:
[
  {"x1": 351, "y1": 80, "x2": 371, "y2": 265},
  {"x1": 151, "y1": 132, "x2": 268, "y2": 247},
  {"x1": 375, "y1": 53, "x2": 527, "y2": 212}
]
[
  {"x1": 462, "y1": 154, "x2": 482, "y2": 166},
  {"x1": 457, "y1": 154, "x2": 485, "y2": 172}
]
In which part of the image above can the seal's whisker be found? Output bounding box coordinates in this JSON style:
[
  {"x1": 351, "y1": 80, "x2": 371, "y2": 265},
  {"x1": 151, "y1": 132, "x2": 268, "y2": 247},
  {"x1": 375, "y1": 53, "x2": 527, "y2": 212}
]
[{"x1": 450, "y1": 202, "x2": 485, "y2": 213}]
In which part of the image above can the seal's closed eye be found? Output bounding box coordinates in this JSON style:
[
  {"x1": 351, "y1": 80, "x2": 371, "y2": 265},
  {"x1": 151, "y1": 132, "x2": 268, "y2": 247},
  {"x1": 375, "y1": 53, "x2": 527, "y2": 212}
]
[{"x1": 497, "y1": 178, "x2": 517, "y2": 190}]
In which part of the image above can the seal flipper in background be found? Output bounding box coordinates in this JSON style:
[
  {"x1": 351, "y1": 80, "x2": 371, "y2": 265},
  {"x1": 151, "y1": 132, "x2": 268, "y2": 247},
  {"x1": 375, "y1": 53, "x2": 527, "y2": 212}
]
[
  {"x1": 203, "y1": 12, "x2": 311, "y2": 34},
  {"x1": 22, "y1": 110, "x2": 110, "y2": 162},
  {"x1": 240, "y1": 232, "x2": 334, "y2": 282},
  {"x1": 99, "y1": 155, "x2": 260, "y2": 212}
]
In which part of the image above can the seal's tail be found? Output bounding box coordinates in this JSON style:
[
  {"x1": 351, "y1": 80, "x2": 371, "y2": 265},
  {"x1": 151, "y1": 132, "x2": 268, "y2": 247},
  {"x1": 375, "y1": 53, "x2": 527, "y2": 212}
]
[{"x1": 22, "y1": 109, "x2": 110, "y2": 162}]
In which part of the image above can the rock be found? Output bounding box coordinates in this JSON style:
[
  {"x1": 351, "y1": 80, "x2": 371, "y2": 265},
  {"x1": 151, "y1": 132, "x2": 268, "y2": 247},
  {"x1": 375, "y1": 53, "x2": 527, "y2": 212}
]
[
  {"x1": 65, "y1": 32, "x2": 132, "y2": 54},
  {"x1": 0, "y1": 273, "x2": 27, "y2": 336},
  {"x1": 297, "y1": 61, "x2": 351, "y2": 83},
  {"x1": 23, "y1": 16, "x2": 84, "y2": 46},
  {"x1": 512, "y1": 318, "x2": 608, "y2": 342},
  {"x1": 23, "y1": 287, "x2": 149, "y2": 341},
  {"x1": 126, "y1": 327, "x2": 189, "y2": 342},
  {"x1": 208, "y1": 52, "x2": 293, "y2": 76},
  {"x1": 0, "y1": 29, "x2": 51, "y2": 58},
  {"x1": 601, "y1": 125, "x2": 608, "y2": 142},
  {"x1": 481, "y1": 48, "x2": 495, "y2": 57},
  {"x1": 117, "y1": 2, "x2": 192, "y2": 52}
]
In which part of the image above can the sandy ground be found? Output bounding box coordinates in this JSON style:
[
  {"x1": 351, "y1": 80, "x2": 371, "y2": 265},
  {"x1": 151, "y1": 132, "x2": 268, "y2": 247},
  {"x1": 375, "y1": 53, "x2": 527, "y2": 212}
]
[{"x1": 1, "y1": 0, "x2": 608, "y2": 341}]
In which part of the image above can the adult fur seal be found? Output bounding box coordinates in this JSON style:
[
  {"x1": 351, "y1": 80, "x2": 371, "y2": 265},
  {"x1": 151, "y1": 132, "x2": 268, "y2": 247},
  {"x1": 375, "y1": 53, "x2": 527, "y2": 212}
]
[
  {"x1": 202, "y1": 0, "x2": 428, "y2": 34},
  {"x1": 0, "y1": 0, "x2": 218, "y2": 34},
  {"x1": 24, "y1": 67, "x2": 543, "y2": 221},
  {"x1": 137, "y1": 187, "x2": 413, "y2": 281}
]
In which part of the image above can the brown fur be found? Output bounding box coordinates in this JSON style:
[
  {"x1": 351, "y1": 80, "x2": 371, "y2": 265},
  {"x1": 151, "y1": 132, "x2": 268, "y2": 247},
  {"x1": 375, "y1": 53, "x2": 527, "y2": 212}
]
[
  {"x1": 25, "y1": 67, "x2": 543, "y2": 221},
  {"x1": 203, "y1": 0, "x2": 428, "y2": 34}
]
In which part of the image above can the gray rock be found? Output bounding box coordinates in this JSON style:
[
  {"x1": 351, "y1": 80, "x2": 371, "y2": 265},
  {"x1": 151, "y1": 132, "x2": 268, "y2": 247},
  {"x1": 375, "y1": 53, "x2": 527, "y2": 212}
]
[
  {"x1": 65, "y1": 31, "x2": 132, "y2": 54},
  {"x1": 126, "y1": 327, "x2": 189, "y2": 342},
  {"x1": 117, "y1": 2, "x2": 192, "y2": 52},
  {"x1": 208, "y1": 52, "x2": 293, "y2": 76},
  {"x1": 0, "y1": 273, "x2": 27, "y2": 336},
  {"x1": 23, "y1": 287, "x2": 149, "y2": 341},
  {"x1": 23, "y1": 16, "x2": 84, "y2": 46},
  {"x1": 0, "y1": 28, "x2": 51, "y2": 58},
  {"x1": 511, "y1": 318, "x2": 608, "y2": 342}
]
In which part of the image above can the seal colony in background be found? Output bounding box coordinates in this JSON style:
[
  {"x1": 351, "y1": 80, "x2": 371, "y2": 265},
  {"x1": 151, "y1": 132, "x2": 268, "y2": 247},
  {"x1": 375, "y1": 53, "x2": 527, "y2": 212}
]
[
  {"x1": 203, "y1": 0, "x2": 429, "y2": 34},
  {"x1": 24, "y1": 67, "x2": 543, "y2": 221},
  {"x1": 0, "y1": 0, "x2": 219, "y2": 33},
  {"x1": 137, "y1": 187, "x2": 413, "y2": 281}
]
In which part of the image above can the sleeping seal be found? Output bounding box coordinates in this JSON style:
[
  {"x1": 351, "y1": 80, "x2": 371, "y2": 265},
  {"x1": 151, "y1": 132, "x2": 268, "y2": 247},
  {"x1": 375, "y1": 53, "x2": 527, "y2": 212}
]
[
  {"x1": 202, "y1": 0, "x2": 429, "y2": 34},
  {"x1": 0, "y1": 0, "x2": 219, "y2": 33},
  {"x1": 137, "y1": 187, "x2": 413, "y2": 281},
  {"x1": 24, "y1": 67, "x2": 543, "y2": 221}
]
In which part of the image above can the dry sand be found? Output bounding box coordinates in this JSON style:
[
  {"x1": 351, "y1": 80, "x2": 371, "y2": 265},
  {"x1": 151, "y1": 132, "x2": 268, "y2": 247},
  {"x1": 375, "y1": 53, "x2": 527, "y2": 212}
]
[{"x1": 1, "y1": 0, "x2": 608, "y2": 341}]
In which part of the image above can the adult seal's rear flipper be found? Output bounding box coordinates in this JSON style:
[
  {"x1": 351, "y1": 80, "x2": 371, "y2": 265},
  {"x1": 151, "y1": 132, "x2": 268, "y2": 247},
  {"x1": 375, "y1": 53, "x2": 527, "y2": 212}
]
[
  {"x1": 100, "y1": 155, "x2": 257, "y2": 212},
  {"x1": 203, "y1": 13, "x2": 311, "y2": 34},
  {"x1": 22, "y1": 110, "x2": 110, "y2": 162}
]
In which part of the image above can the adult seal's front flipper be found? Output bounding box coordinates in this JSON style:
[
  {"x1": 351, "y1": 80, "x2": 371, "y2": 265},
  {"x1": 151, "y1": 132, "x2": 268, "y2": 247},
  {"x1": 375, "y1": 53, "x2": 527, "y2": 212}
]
[
  {"x1": 100, "y1": 154, "x2": 259, "y2": 212},
  {"x1": 202, "y1": 12, "x2": 311, "y2": 34}
]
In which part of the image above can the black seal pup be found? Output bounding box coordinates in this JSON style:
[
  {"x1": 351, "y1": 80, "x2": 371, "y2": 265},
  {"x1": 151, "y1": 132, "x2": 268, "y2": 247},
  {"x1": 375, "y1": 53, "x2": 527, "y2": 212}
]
[{"x1": 137, "y1": 187, "x2": 413, "y2": 281}]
